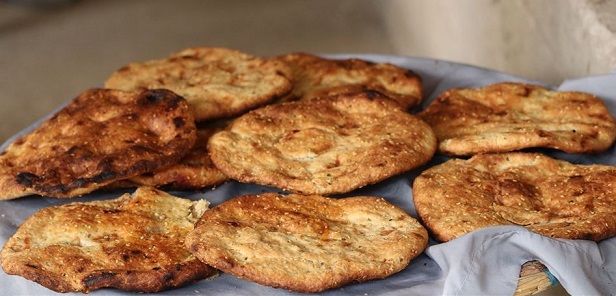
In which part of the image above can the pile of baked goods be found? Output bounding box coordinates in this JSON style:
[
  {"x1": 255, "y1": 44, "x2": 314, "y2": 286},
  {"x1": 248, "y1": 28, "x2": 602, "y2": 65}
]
[
  {"x1": 0, "y1": 47, "x2": 615, "y2": 294},
  {"x1": 414, "y1": 82, "x2": 616, "y2": 242}
]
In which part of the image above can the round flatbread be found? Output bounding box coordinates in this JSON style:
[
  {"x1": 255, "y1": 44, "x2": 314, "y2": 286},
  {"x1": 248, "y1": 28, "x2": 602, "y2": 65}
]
[
  {"x1": 1, "y1": 187, "x2": 216, "y2": 293},
  {"x1": 0, "y1": 88, "x2": 196, "y2": 199},
  {"x1": 418, "y1": 82, "x2": 616, "y2": 156},
  {"x1": 413, "y1": 152, "x2": 616, "y2": 242},
  {"x1": 105, "y1": 47, "x2": 293, "y2": 121},
  {"x1": 208, "y1": 91, "x2": 437, "y2": 195},
  {"x1": 185, "y1": 192, "x2": 428, "y2": 293},
  {"x1": 276, "y1": 52, "x2": 423, "y2": 110}
]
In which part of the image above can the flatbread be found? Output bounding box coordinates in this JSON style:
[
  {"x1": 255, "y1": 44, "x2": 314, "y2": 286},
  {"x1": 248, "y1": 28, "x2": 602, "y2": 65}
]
[
  {"x1": 122, "y1": 124, "x2": 229, "y2": 190},
  {"x1": 208, "y1": 91, "x2": 437, "y2": 195},
  {"x1": 276, "y1": 52, "x2": 423, "y2": 110},
  {"x1": 185, "y1": 192, "x2": 428, "y2": 293},
  {"x1": 418, "y1": 82, "x2": 616, "y2": 156},
  {"x1": 0, "y1": 187, "x2": 216, "y2": 293},
  {"x1": 413, "y1": 152, "x2": 616, "y2": 242},
  {"x1": 105, "y1": 47, "x2": 293, "y2": 121},
  {"x1": 0, "y1": 88, "x2": 196, "y2": 199}
]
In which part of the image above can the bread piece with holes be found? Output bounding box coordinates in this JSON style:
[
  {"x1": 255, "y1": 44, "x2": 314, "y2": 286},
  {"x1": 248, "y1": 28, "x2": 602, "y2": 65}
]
[
  {"x1": 1, "y1": 187, "x2": 216, "y2": 293},
  {"x1": 276, "y1": 52, "x2": 423, "y2": 110},
  {"x1": 185, "y1": 192, "x2": 428, "y2": 293},
  {"x1": 208, "y1": 90, "x2": 437, "y2": 195},
  {"x1": 418, "y1": 82, "x2": 616, "y2": 156},
  {"x1": 413, "y1": 152, "x2": 616, "y2": 242},
  {"x1": 0, "y1": 88, "x2": 196, "y2": 199},
  {"x1": 105, "y1": 47, "x2": 293, "y2": 121}
]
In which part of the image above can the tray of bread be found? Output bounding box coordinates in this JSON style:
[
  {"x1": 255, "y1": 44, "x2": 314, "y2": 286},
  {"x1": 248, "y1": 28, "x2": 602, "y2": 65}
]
[{"x1": 1, "y1": 48, "x2": 615, "y2": 295}]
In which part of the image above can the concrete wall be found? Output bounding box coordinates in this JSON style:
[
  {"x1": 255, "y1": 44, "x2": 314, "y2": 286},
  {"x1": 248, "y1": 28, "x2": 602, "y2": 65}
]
[{"x1": 382, "y1": 0, "x2": 616, "y2": 85}]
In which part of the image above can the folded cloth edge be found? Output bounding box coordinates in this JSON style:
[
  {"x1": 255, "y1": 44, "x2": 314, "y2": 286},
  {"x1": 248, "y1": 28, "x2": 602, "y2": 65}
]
[{"x1": 424, "y1": 225, "x2": 616, "y2": 296}]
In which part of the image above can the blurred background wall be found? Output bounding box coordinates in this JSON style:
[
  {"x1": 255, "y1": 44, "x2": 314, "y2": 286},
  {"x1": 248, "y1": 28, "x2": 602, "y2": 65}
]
[
  {"x1": 383, "y1": 0, "x2": 616, "y2": 85},
  {"x1": 1, "y1": 0, "x2": 615, "y2": 144}
]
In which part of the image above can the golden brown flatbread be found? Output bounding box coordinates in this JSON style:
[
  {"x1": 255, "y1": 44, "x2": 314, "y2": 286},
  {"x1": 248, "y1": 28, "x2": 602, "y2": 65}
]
[
  {"x1": 185, "y1": 192, "x2": 428, "y2": 293},
  {"x1": 208, "y1": 91, "x2": 437, "y2": 195},
  {"x1": 418, "y1": 82, "x2": 616, "y2": 156},
  {"x1": 0, "y1": 88, "x2": 196, "y2": 199},
  {"x1": 105, "y1": 47, "x2": 293, "y2": 121},
  {"x1": 0, "y1": 187, "x2": 216, "y2": 293},
  {"x1": 121, "y1": 124, "x2": 229, "y2": 190},
  {"x1": 413, "y1": 152, "x2": 616, "y2": 242},
  {"x1": 276, "y1": 52, "x2": 423, "y2": 110}
]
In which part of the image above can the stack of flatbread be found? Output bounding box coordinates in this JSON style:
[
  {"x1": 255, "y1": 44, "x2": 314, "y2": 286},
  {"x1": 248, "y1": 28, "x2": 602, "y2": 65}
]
[
  {"x1": 414, "y1": 82, "x2": 616, "y2": 242},
  {"x1": 0, "y1": 47, "x2": 436, "y2": 293},
  {"x1": 1, "y1": 47, "x2": 616, "y2": 294}
]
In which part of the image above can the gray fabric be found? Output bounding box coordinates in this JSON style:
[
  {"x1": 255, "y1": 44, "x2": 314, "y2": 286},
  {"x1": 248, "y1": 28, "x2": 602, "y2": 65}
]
[{"x1": 1, "y1": 55, "x2": 614, "y2": 295}]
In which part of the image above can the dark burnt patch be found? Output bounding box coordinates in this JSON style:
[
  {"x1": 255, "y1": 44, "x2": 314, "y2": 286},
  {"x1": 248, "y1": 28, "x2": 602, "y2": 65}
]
[{"x1": 16, "y1": 172, "x2": 41, "y2": 187}]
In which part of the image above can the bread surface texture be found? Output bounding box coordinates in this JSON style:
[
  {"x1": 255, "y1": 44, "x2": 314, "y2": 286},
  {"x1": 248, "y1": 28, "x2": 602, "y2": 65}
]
[
  {"x1": 0, "y1": 187, "x2": 216, "y2": 293},
  {"x1": 105, "y1": 47, "x2": 293, "y2": 121},
  {"x1": 208, "y1": 91, "x2": 437, "y2": 195},
  {"x1": 122, "y1": 125, "x2": 229, "y2": 190},
  {"x1": 186, "y1": 192, "x2": 428, "y2": 293},
  {"x1": 413, "y1": 152, "x2": 616, "y2": 242},
  {"x1": 0, "y1": 88, "x2": 196, "y2": 199},
  {"x1": 276, "y1": 52, "x2": 423, "y2": 110},
  {"x1": 418, "y1": 82, "x2": 616, "y2": 156}
]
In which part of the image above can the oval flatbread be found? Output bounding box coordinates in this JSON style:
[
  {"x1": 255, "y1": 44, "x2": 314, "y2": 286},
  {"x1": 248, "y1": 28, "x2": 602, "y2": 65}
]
[
  {"x1": 185, "y1": 192, "x2": 428, "y2": 293},
  {"x1": 418, "y1": 82, "x2": 616, "y2": 156},
  {"x1": 0, "y1": 88, "x2": 196, "y2": 199},
  {"x1": 0, "y1": 187, "x2": 216, "y2": 293},
  {"x1": 413, "y1": 152, "x2": 616, "y2": 242},
  {"x1": 105, "y1": 47, "x2": 293, "y2": 121},
  {"x1": 208, "y1": 91, "x2": 437, "y2": 195},
  {"x1": 276, "y1": 52, "x2": 423, "y2": 110}
]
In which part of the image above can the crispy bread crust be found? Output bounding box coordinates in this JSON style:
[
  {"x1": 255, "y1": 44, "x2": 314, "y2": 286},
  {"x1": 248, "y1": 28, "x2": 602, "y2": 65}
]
[
  {"x1": 208, "y1": 91, "x2": 437, "y2": 195},
  {"x1": 276, "y1": 53, "x2": 423, "y2": 110},
  {"x1": 0, "y1": 88, "x2": 196, "y2": 199},
  {"x1": 126, "y1": 126, "x2": 229, "y2": 190},
  {"x1": 413, "y1": 152, "x2": 616, "y2": 242},
  {"x1": 186, "y1": 193, "x2": 428, "y2": 293},
  {"x1": 105, "y1": 47, "x2": 293, "y2": 121},
  {"x1": 0, "y1": 187, "x2": 216, "y2": 293},
  {"x1": 418, "y1": 82, "x2": 616, "y2": 156}
]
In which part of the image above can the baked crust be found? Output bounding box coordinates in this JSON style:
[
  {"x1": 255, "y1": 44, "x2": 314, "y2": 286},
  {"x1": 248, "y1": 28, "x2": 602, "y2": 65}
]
[
  {"x1": 413, "y1": 152, "x2": 616, "y2": 242},
  {"x1": 276, "y1": 53, "x2": 423, "y2": 110},
  {"x1": 122, "y1": 125, "x2": 229, "y2": 190},
  {"x1": 185, "y1": 192, "x2": 428, "y2": 293},
  {"x1": 208, "y1": 91, "x2": 437, "y2": 195},
  {"x1": 105, "y1": 47, "x2": 293, "y2": 121},
  {"x1": 418, "y1": 82, "x2": 616, "y2": 156},
  {"x1": 0, "y1": 187, "x2": 216, "y2": 293},
  {"x1": 0, "y1": 88, "x2": 196, "y2": 199}
]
